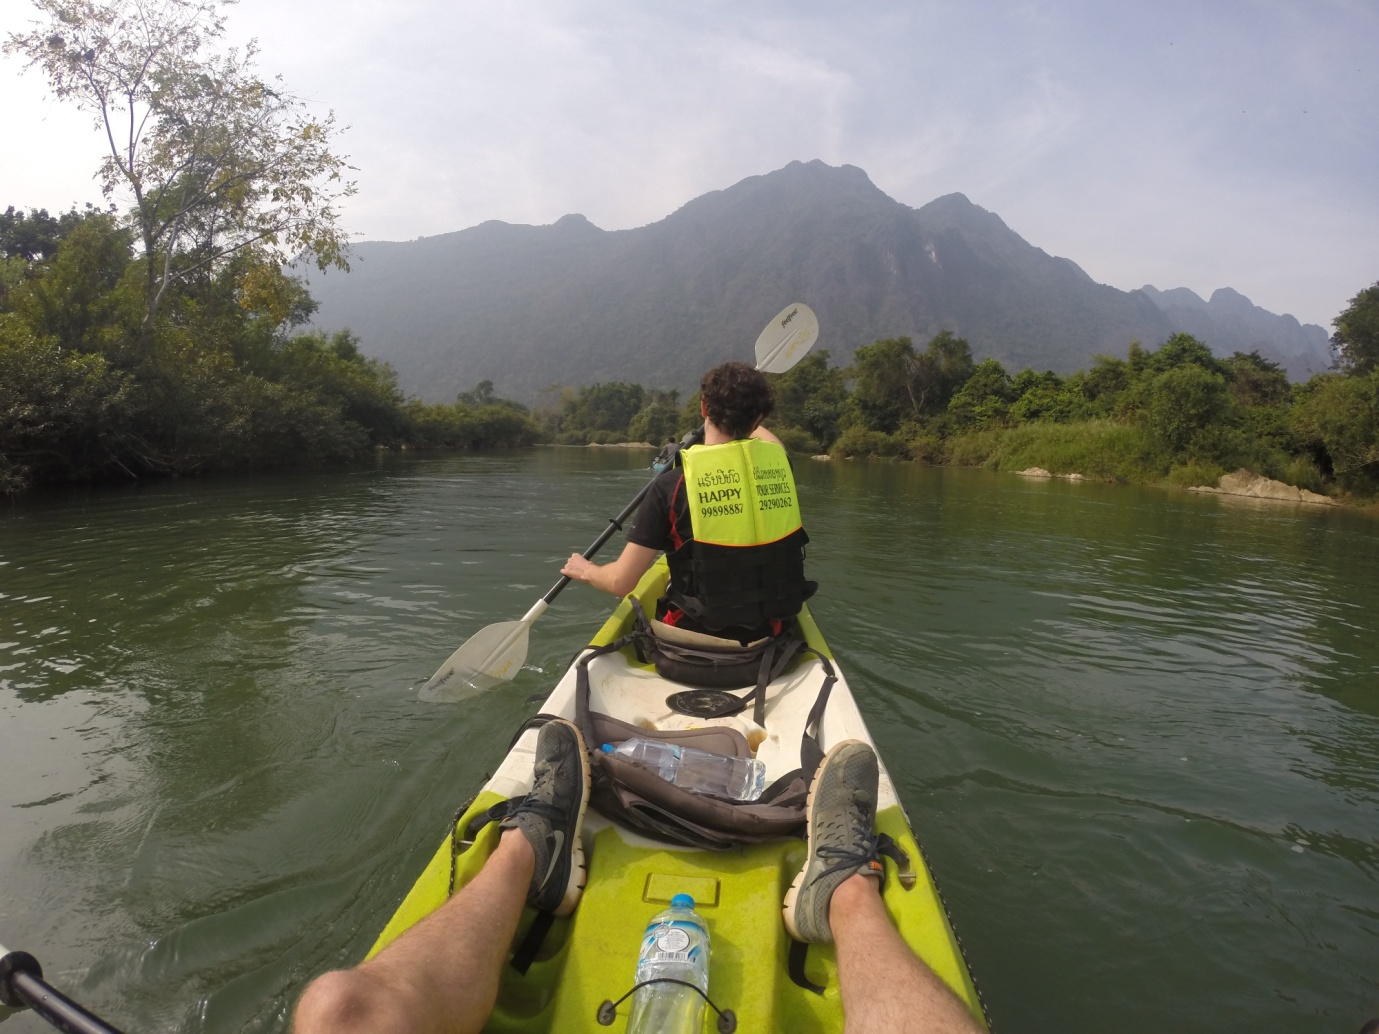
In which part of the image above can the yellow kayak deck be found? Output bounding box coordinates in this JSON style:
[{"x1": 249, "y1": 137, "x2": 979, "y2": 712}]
[{"x1": 369, "y1": 562, "x2": 986, "y2": 1032}]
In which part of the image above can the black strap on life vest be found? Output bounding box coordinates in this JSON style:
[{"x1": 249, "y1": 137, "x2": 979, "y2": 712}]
[{"x1": 665, "y1": 529, "x2": 817, "y2": 633}]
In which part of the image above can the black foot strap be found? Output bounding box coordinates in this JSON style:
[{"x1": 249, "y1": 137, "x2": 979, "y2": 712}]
[
  {"x1": 509, "y1": 910, "x2": 556, "y2": 975},
  {"x1": 788, "y1": 939, "x2": 826, "y2": 995}
]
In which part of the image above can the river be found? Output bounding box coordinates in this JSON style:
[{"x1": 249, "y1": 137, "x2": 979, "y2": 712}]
[{"x1": 1, "y1": 449, "x2": 1376, "y2": 1033}]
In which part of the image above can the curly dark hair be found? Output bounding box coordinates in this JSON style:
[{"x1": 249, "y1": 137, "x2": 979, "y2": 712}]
[{"x1": 701, "y1": 361, "x2": 774, "y2": 439}]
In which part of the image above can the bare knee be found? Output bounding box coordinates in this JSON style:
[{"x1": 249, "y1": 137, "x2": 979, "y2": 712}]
[{"x1": 294, "y1": 968, "x2": 414, "y2": 1034}]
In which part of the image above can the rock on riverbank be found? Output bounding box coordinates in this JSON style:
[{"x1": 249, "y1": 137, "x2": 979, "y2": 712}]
[
  {"x1": 1189, "y1": 469, "x2": 1335, "y2": 506},
  {"x1": 1018, "y1": 468, "x2": 1085, "y2": 481}
]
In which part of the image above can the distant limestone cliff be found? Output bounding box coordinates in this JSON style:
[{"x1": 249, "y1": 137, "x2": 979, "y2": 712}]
[{"x1": 304, "y1": 160, "x2": 1332, "y2": 401}]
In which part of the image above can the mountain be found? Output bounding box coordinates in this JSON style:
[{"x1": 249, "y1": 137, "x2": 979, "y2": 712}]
[
  {"x1": 1138, "y1": 285, "x2": 1330, "y2": 378},
  {"x1": 303, "y1": 160, "x2": 1331, "y2": 401}
]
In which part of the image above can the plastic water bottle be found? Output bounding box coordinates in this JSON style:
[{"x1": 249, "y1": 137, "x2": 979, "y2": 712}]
[
  {"x1": 601, "y1": 738, "x2": 766, "y2": 801},
  {"x1": 627, "y1": 894, "x2": 710, "y2": 1034}
]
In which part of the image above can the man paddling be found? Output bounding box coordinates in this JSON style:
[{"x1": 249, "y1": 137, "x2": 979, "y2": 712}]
[
  {"x1": 561, "y1": 359, "x2": 814, "y2": 642},
  {"x1": 293, "y1": 363, "x2": 984, "y2": 1034}
]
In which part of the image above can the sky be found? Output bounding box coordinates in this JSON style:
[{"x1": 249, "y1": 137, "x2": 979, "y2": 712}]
[{"x1": 3, "y1": 0, "x2": 1376, "y2": 329}]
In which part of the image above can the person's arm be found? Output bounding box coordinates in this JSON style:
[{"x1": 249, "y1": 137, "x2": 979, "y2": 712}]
[
  {"x1": 561, "y1": 541, "x2": 659, "y2": 598},
  {"x1": 750, "y1": 424, "x2": 783, "y2": 446}
]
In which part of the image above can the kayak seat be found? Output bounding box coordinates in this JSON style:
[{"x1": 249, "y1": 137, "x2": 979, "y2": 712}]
[
  {"x1": 627, "y1": 598, "x2": 813, "y2": 731},
  {"x1": 590, "y1": 711, "x2": 751, "y2": 760},
  {"x1": 574, "y1": 627, "x2": 838, "y2": 851}
]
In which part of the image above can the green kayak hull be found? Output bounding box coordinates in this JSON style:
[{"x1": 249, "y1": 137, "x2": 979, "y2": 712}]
[{"x1": 370, "y1": 561, "x2": 987, "y2": 1032}]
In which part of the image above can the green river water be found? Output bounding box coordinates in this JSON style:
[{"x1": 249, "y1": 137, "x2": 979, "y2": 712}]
[{"x1": 1, "y1": 449, "x2": 1376, "y2": 1033}]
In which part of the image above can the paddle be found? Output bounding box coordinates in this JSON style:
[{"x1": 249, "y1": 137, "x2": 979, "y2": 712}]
[
  {"x1": 419, "y1": 302, "x2": 820, "y2": 702},
  {"x1": 0, "y1": 942, "x2": 126, "y2": 1034}
]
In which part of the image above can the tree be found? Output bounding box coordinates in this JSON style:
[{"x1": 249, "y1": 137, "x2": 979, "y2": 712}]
[
  {"x1": 5, "y1": 0, "x2": 355, "y2": 336},
  {"x1": 0, "y1": 205, "x2": 103, "y2": 261},
  {"x1": 1085, "y1": 354, "x2": 1131, "y2": 411},
  {"x1": 1144, "y1": 333, "x2": 1227, "y2": 376},
  {"x1": 1291, "y1": 372, "x2": 1379, "y2": 488},
  {"x1": 5, "y1": 211, "x2": 139, "y2": 358},
  {"x1": 1331, "y1": 283, "x2": 1379, "y2": 376},
  {"x1": 911, "y1": 331, "x2": 974, "y2": 416},
  {"x1": 1009, "y1": 369, "x2": 1088, "y2": 424},
  {"x1": 628, "y1": 390, "x2": 682, "y2": 445},
  {"x1": 1143, "y1": 364, "x2": 1229, "y2": 454},
  {"x1": 848, "y1": 332, "x2": 974, "y2": 434},
  {"x1": 848, "y1": 336, "x2": 917, "y2": 433},
  {"x1": 558, "y1": 382, "x2": 645, "y2": 434},
  {"x1": 1226, "y1": 351, "x2": 1289, "y2": 408},
  {"x1": 770, "y1": 350, "x2": 847, "y2": 449},
  {"x1": 947, "y1": 358, "x2": 1013, "y2": 429}
]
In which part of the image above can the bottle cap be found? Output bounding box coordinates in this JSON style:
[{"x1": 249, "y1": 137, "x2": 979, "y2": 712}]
[
  {"x1": 601, "y1": 743, "x2": 614, "y2": 753},
  {"x1": 671, "y1": 893, "x2": 694, "y2": 909}
]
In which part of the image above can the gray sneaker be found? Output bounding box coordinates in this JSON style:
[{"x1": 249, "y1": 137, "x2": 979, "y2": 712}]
[
  {"x1": 782, "y1": 739, "x2": 883, "y2": 943},
  {"x1": 500, "y1": 718, "x2": 591, "y2": 917}
]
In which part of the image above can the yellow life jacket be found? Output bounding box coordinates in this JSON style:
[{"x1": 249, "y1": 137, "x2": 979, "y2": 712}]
[
  {"x1": 680, "y1": 438, "x2": 803, "y2": 545},
  {"x1": 666, "y1": 439, "x2": 812, "y2": 633}
]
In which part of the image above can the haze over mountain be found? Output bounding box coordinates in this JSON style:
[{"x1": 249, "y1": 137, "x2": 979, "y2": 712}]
[{"x1": 304, "y1": 161, "x2": 1332, "y2": 402}]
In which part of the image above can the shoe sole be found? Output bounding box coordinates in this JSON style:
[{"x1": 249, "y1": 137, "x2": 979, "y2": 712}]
[
  {"x1": 782, "y1": 738, "x2": 866, "y2": 942},
  {"x1": 550, "y1": 719, "x2": 592, "y2": 918}
]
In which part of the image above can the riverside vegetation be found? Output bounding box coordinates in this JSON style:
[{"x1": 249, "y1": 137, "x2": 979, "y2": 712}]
[
  {"x1": 2, "y1": 204, "x2": 1377, "y2": 502},
  {"x1": 1, "y1": 0, "x2": 539, "y2": 494},
  {"x1": 540, "y1": 295, "x2": 1379, "y2": 504},
  {"x1": 5, "y1": 0, "x2": 1373, "y2": 501}
]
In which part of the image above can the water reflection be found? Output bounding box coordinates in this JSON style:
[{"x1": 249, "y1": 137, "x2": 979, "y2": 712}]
[{"x1": 2, "y1": 453, "x2": 1377, "y2": 1033}]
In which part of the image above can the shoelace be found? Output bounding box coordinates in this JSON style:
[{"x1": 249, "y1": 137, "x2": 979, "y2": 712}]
[{"x1": 814, "y1": 835, "x2": 880, "y2": 880}]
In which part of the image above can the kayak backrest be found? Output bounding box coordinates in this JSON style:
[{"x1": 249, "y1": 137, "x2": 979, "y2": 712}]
[{"x1": 590, "y1": 712, "x2": 751, "y2": 759}]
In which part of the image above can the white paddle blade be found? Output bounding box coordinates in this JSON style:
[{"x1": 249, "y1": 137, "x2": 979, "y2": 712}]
[
  {"x1": 754, "y1": 303, "x2": 819, "y2": 373},
  {"x1": 419, "y1": 619, "x2": 531, "y2": 702}
]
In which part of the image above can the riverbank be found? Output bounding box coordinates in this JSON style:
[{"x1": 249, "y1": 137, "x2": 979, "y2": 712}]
[{"x1": 817, "y1": 415, "x2": 1379, "y2": 510}]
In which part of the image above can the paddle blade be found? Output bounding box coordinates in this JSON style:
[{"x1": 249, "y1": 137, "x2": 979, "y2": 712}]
[
  {"x1": 419, "y1": 619, "x2": 531, "y2": 702},
  {"x1": 754, "y1": 303, "x2": 819, "y2": 373}
]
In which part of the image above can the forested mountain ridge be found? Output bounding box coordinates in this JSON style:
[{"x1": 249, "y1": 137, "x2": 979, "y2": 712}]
[{"x1": 303, "y1": 160, "x2": 1331, "y2": 402}]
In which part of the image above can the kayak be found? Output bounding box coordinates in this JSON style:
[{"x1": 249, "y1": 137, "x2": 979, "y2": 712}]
[{"x1": 369, "y1": 558, "x2": 987, "y2": 1031}]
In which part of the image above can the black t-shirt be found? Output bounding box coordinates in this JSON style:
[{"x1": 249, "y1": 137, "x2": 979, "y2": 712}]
[{"x1": 627, "y1": 467, "x2": 692, "y2": 553}]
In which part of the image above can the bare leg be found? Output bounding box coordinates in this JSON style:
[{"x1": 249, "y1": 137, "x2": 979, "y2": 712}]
[
  {"x1": 831, "y1": 874, "x2": 984, "y2": 1034},
  {"x1": 293, "y1": 828, "x2": 534, "y2": 1034}
]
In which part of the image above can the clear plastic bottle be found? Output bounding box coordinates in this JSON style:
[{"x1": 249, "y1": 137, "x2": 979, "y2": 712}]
[
  {"x1": 601, "y1": 738, "x2": 766, "y2": 801},
  {"x1": 627, "y1": 894, "x2": 709, "y2": 1034}
]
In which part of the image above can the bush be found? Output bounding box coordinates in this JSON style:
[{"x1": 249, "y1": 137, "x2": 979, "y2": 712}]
[
  {"x1": 0, "y1": 316, "x2": 131, "y2": 489},
  {"x1": 944, "y1": 419, "x2": 1162, "y2": 481},
  {"x1": 1291, "y1": 372, "x2": 1379, "y2": 495},
  {"x1": 587, "y1": 429, "x2": 629, "y2": 445},
  {"x1": 1167, "y1": 462, "x2": 1226, "y2": 488},
  {"x1": 403, "y1": 401, "x2": 542, "y2": 449},
  {"x1": 906, "y1": 432, "x2": 946, "y2": 464},
  {"x1": 831, "y1": 427, "x2": 909, "y2": 459},
  {"x1": 627, "y1": 399, "x2": 683, "y2": 445},
  {"x1": 774, "y1": 425, "x2": 822, "y2": 455},
  {"x1": 1277, "y1": 455, "x2": 1327, "y2": 494}
]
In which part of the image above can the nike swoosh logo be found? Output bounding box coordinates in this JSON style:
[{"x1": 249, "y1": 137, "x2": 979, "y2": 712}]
[{"x1": 541, "y1": 831, "x2": 564, "y2": 887}]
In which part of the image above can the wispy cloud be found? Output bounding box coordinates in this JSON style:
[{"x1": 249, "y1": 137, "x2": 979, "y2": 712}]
[{"x1": 2, "y1": 0, "x2": 1374, "y2": 326}]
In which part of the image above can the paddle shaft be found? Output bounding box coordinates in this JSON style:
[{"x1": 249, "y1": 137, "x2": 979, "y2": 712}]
[
  {"x1": 0, "y1": 945, "x2": 127, "y2": 1034},
  {"x1": 539, "y1": 426, "x2": 704, "y2": 607}
]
